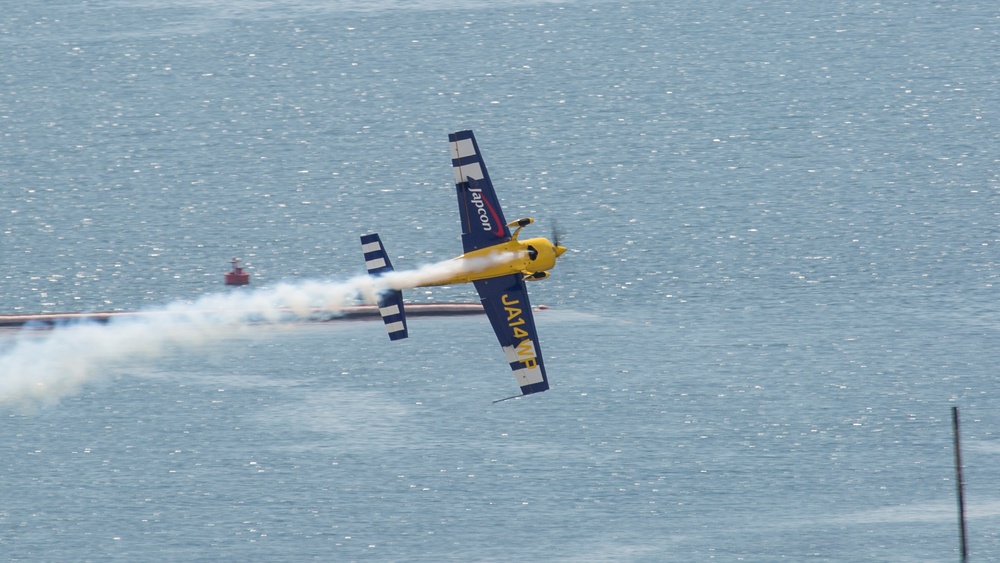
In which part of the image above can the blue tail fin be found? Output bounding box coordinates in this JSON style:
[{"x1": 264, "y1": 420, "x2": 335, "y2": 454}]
[{"x1": 361, "y1": 233, "x2": 409, "y2": 341}]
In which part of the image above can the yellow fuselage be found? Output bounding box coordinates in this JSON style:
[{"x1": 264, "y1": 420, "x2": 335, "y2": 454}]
[{"x1": 422, "y1": 237, "x2": 565, "y2": 287}]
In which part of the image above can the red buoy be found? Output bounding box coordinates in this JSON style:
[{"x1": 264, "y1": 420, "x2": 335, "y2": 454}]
[{"x1": 225, "y1": 257, "x2": 250, "y2": 286}]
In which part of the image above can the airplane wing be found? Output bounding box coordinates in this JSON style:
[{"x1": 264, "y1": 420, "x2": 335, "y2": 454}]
[
  {"x1": 449, "y1": 130, "x2": 511, "y2": 253},
  {"x1": 360, "y1": 233, "x2": 409, "y2": 341},
  {"x1": 473, "y1": 274, "x2": 549, "y2": 396}
]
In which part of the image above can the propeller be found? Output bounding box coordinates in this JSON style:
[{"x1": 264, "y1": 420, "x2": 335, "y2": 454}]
[
  {"x1": 551, "y1": 220, "x2": 563, "y2": 247},
  {"x1": 551, "y1": 220, "x2": 567, "y2": 257}
]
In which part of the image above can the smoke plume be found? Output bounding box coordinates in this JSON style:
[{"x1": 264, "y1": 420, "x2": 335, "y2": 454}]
[{"x1": 0, "y1": 255, "x2": 509, "y2": 407}]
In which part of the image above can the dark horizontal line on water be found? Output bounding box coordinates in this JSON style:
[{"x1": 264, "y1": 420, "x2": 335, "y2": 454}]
[{"x1": 0, "y1": 302, "x2": 485, "y2": 328}]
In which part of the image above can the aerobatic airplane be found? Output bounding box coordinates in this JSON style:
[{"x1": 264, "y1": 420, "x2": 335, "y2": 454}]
[{"x1": 361, "y1": 130, "x2": 566, "y2": 398}]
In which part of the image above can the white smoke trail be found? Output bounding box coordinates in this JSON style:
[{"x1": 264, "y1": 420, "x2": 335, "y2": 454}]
[{"x1": 0, "y1": 254, "x2": 514, "y2": 407}]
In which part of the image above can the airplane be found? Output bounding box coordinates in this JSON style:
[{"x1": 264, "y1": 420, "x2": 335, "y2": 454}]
[{"x1": 361, "y1": 130, "x2": 567, "y2": 399}]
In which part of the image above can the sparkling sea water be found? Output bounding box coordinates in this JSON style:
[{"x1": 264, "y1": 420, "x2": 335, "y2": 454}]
[{"x1": 2, "y1": 1, "x2": 999, "y2": 560}]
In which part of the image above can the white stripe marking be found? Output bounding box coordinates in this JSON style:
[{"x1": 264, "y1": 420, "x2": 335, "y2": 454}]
[
  {"x1": 453, "y1": 162, "x2": 483, "y2": 184},
  {"x1": 450, "y1": 138, "x2": 476, "y2": 160},
  {"x1": 502, "y1": 345, "x2": 519, "y2": 363},
  {"x1": 514, "y1": 366, "x2": 544, "y2": 386},
  {"x1": 365, "y1": 257, "x2": 387, "y2": 270},
  {"x1": 384, "y1": 321, "x2": 405, "y2": 334},
  {"x1": 361, "y1": 241, "x2": 381, "y2": 253},
  {"x1": 379, "y1": 304, "x2": 400, "y2": 317}
]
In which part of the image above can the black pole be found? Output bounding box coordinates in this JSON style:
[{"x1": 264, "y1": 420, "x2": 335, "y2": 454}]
[{"x1": 952, "y1": 406, "x2": 968, "y2": 562}]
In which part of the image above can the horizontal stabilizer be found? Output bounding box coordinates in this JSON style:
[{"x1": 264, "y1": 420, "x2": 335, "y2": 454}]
[
  {"x1": 377, "y1": 293, "x2": 408, "y2": 341},
  {"x1": 361, "y1": 233, "x2": 409, "y2": 341}
]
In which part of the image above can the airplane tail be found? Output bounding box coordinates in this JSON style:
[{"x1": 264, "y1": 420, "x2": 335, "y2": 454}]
[{"x1": 361, "y1": 233, "x2": 409, "y2": 341}]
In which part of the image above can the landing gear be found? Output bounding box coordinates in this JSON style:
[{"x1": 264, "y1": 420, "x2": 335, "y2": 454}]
[{"x1": 508, "y1": 217, "x2": 534, "y2": 241}]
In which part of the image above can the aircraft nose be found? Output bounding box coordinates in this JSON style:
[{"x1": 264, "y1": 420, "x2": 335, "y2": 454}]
[{"x1": 555, "y1": 245, "x2": 567, "y2": 257}]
